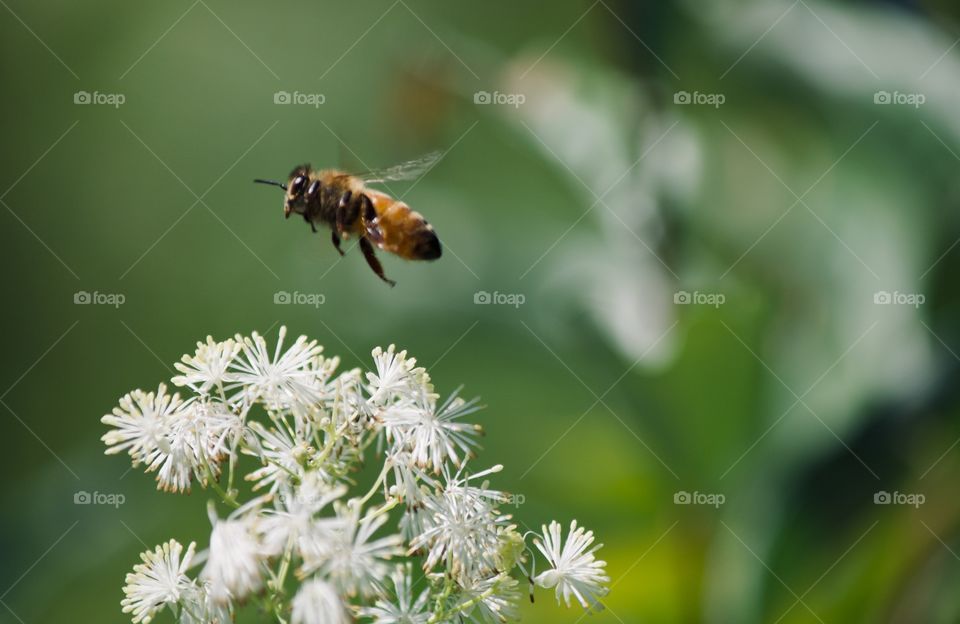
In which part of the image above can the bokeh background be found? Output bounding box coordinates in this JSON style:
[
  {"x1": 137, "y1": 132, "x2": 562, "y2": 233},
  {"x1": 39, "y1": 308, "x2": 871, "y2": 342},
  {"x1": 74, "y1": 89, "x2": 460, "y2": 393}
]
[{"x1": 3, "y1": 0, "x2": 960, "y2": 622}]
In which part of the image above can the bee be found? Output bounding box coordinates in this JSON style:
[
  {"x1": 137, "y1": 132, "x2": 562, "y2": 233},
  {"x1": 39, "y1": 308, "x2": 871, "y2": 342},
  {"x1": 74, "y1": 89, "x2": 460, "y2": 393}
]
[{"x1": 255, "y1": 152, "x2": 443, "y2": 286}]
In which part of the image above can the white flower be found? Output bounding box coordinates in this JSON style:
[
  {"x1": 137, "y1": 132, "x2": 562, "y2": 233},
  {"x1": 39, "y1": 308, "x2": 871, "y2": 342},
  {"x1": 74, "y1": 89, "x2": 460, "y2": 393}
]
[
  {"x1": 383, "y1": 390, "x2": 482, "y2": 472},
  {"x1": 300, "y1": 503, "x2": 403, "y2": 597},
  {"x1": 201, "y1": 513, "x2": 269, "y2": 604},
  {"x1": 106, "y1": 331, "x2": 613, "y2": 623},
  {"x1": 258, "y1": 478, "x2": 345, "y2": 557},
  {"x1": 228, "y1": 327, "x2": 326, "y2": 410},
  {"x1": 329, "y1": 368, "x2": 365, "y2": 429},
  {"x1": 103, "y1": 385, "x2": 207, "y2": 493},
  {"x1": 178, "y1": 582, "x2": 231, "y2": 624},
  {"x1": 399, "y1": 505, "x2": 434, "y2": 545},
  {"x1": 366, "y1": 345, "x2": 425, "y2": 404},
  {"x1": 151, "y1": 436, "x2": 198, "y2": 493},
  {"x1": 103, "y1": 387, "x2": 235, "y2": 493},
  {"x1": 533, "y1": 520, "x2": 609, "y2": 610},
  {"x1": 150, "y1": 399, "x2": 239, "y2": 493},
  {"x1": 244, "y1": 420, "x2": 312, "y2": 492},
  {"x1": 121, "y1": 539, "x2": 196, "y2": 624},
  {"x1": 384, "y1": 451, "x2": 435, "y2": 505},
  {"x1": 177, "y1": 398, "x2": 242, "y2": 465},
  {"x1": 102, "y1": 385, "x2": 180, "y2": 465},
  {"x1": 173, "y1": 336, "x2": 240, "y2": 396},
  {"x1": 359, "y1": 563, "x2": 431, "y2": 623},
  {"x1": 411, "y1": 465, "x2": 511, "y2": 582},
  {"x1": 291, "y1": 579, "x2": 349, "y2": 624},
  {"x1": 459, "y1": 572, "x2": 521, "y2": 624}
]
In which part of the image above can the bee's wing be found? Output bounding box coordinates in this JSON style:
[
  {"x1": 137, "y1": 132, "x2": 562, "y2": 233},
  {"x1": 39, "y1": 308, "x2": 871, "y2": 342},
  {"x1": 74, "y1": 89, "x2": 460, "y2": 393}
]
[{"x1": 358, "y1": 150, "x2": 443, "y2": 184}]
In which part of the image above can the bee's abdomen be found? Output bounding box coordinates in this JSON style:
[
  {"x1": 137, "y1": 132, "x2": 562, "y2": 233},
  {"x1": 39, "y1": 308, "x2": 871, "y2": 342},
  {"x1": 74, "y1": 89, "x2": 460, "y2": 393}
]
[
  {"x1": 409, "y1": 223, "x2": 441, "y2": 260},
  {"x1": 368, "y1": 191, "x2": 441, "y2": 261}
]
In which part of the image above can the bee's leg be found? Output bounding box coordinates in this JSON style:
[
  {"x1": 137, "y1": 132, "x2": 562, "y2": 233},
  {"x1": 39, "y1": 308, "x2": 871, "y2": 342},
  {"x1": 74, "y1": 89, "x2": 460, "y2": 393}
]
[
  {"x1": 359, "y1": 237, "x2": 395, "y2": 287},
  {"x1": 330, "y1": 230, "x2": 344, "y2": 256},
  {"x1": 359, "y1": 193, "x2": 385, "y2": 245},
  {"x1": 325, "y1": 191, "x2": 354, "y2": 256},
  {"x1": 335, "y1": 191, "x2": 352, "y2": 236}
]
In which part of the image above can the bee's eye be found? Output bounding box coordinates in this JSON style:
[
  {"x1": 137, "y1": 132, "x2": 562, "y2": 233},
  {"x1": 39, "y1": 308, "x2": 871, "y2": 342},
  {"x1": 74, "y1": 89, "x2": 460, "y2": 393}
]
[
  {"x1": 307, "y1": 180, "x2": 321, "y2": 198},
  {"x1": 290, "y1": 175, "x2": 307, "y2": 196}
]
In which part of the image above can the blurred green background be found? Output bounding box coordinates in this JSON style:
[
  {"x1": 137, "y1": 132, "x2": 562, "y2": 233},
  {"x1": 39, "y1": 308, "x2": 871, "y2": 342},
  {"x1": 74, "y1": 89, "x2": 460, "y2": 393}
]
[{"x1": 4, "y1": 0, "x2": 960, "y2": 622}]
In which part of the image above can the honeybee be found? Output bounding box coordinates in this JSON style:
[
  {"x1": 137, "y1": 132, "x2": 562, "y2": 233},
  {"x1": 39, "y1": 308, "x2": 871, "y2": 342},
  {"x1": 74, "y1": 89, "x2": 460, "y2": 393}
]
[{"x1": 255, "y1": 152, "x2": 443, "y2": 286}]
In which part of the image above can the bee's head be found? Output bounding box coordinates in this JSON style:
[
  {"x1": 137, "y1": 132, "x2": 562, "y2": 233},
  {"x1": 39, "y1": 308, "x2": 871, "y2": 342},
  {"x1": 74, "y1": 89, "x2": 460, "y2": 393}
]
[
  {"x1": 282, "y1": 165, "x2": 312, "y2": 219},
  {"x1": 253, "y1": 164, "x2": 314, "y2": 219}
]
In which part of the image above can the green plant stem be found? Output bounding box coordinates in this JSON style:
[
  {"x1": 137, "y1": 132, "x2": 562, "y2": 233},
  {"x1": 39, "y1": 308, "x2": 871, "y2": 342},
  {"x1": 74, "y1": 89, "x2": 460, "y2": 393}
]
[{"x1": 357, "y1": 460, "x2": 392, "y2": 507}]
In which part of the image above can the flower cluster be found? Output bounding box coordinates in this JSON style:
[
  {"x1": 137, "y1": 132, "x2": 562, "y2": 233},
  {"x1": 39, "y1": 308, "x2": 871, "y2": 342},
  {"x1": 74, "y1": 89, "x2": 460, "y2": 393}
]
[{"x1": 104, "y1": 328, "x2": 609, "y2": 623}]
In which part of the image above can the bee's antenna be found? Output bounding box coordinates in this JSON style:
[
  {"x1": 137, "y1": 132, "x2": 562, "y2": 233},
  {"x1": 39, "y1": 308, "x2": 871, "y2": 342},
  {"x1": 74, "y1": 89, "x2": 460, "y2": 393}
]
[{"x1": 254, "y1": 179, "x2": 287, "y2": 191}]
